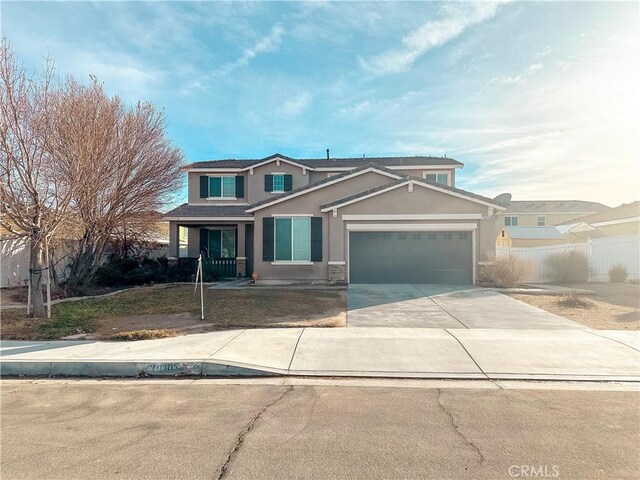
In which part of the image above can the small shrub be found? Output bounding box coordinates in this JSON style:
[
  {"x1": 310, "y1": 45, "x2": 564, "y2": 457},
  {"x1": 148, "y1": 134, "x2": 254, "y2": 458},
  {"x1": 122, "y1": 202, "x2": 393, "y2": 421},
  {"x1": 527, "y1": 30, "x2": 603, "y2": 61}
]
[
  {"x1": 109, "y1": 329, "x2": 179, "y2": 341},
  {"x1": 557, "y1": 291, "x2": 596, "y2": 309},
  {"x1": 483, "y1": 253, "x2": 533, "y2": 287},
  {"x1": 608, "y1": 264, "x2": 628, "y2": 283},
  {"x1": 95, "y1": 255, "x2": 170, "y2": 286},
  {"x1": 545, "y1": 251, "x2": 589, "y2": 283}
]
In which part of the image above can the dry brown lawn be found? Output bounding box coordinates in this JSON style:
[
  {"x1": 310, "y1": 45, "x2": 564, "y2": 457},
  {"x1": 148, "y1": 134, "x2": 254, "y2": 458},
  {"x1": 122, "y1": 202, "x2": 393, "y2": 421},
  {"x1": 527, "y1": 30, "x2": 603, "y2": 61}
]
[
  {"x1": 1, "y1": 285, "x2": 347, "y2": 340},
  {"x1": 508, "y1": 282, "x2": 640, "y2": 330}
]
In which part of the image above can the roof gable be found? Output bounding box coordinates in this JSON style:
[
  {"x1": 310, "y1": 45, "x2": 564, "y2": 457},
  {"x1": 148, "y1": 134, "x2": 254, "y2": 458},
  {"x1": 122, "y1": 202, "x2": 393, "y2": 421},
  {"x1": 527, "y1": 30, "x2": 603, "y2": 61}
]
[
  {"x1": 246, "y1": 164, "x2": 405, "y2": 212},
  {"x1": 320, "y1": 178, "x2": 505, "y2": 212}
]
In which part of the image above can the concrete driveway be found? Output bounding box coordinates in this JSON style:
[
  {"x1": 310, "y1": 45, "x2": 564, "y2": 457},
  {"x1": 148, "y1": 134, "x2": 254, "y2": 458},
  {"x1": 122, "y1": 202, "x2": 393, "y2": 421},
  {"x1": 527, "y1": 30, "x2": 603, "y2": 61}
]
[{"x1": 347, "y1": 284, "x2": 585, "y2": 329}]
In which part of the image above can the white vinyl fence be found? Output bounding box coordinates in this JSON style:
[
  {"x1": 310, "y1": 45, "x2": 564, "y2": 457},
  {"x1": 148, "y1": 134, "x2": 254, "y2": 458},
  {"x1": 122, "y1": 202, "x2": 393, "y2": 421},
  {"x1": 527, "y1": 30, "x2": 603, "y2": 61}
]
[{"x1": 496, "y1": 234, "x2": 640, "y2": 283}]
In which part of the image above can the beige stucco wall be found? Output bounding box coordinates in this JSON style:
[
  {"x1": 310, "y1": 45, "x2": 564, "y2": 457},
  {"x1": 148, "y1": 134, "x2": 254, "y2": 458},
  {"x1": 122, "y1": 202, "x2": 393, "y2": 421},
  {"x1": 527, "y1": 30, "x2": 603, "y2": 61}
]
[
  {"x1": 187, "y1": 161, "x2": 311, "y2": 205},
  {"x1": 335, "y1": 184, "x2": 495, "y2": 274},
  {"x1": 252, "y1": 171, "x2": 395, "y2": 280},
  {"x1": 186, "y1": 172, "x2": 248, "y2": 204},
  {"x1": 252, "y1": 176, "x2": 496, "y2": 282},
  {"x1": 308, "y1": 167, "x2": 457, "y2": 185},
  {"x1": 502, "y1": 212, "x2": 593, "y2": 227},
  {"x1": 246, "y1": 161, "x2": 310, "y2": 204}
]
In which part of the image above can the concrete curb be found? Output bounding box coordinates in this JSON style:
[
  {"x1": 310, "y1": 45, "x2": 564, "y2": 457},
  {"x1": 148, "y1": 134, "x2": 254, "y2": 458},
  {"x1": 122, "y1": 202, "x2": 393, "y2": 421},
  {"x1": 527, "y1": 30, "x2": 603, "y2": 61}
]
[{"x1": 2, "y1": 358, "x2": 639, "y2": 382}]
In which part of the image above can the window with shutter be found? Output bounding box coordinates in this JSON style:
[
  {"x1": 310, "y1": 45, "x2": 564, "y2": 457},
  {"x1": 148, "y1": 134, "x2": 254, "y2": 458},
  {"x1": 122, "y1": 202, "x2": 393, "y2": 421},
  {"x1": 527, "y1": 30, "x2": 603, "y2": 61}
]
[
  {"x1": 206, "y1": 176, "x2": 236, "y2": 198},
  {"x1": 262, "y1": 217, "x2": 274, "y2": 261}
]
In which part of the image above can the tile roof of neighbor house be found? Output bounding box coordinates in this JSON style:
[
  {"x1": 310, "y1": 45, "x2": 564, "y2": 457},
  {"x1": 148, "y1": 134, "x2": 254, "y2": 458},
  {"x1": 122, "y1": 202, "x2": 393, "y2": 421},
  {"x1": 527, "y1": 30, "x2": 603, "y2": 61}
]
[
  {"x1": 320, "y1": 177, "x2": 504, "y2": 210},
  {"x1": 185, "y1": 153, "x2": 463, "y2": 170},
  {"x1": 504, "y1": 226, "x2": 565, "y2": 239},
  {"x1": 504, "y1": 200, "x2": 610, "y2": 213},
  {"x1": 247, "y1": 163, "x2": 408, "y2": 210},
  {"x1": 163, "y1": 204, "x2": 252, "y2": 218},
  {"x1": 558, "y1": 201, "x2": 640, "y2": 226}
]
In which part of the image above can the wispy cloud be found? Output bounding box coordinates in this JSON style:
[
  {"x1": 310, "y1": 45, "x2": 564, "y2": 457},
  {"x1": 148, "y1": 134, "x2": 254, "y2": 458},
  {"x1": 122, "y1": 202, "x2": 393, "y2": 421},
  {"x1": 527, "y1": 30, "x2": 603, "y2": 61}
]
[
  {"x1": 279, "y1": 91, "x2": 312, "y2": 117},
  {"x1": 359, "y1": 2, "x2": 508, "y2": 75},
  {"x1": 488, "y1": 74, "x2": 523, "y2": 85},
  {"x1": 526, "y1": 62, "x2": 544, "y2": 74},
  {"x1": 217, "y1": 23, "x2": 285, "y2": 75}
]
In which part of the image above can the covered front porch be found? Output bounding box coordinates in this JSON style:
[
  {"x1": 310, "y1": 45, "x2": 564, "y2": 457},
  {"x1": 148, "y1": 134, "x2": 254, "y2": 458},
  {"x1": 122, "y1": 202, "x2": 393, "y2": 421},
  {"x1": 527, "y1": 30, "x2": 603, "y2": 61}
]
[
  {"x1": 165, "y1": 204, "x2": 255, "y2": 278},
  {"x1": 168, "y1": 220, "x2": 253, "y2": 278}
]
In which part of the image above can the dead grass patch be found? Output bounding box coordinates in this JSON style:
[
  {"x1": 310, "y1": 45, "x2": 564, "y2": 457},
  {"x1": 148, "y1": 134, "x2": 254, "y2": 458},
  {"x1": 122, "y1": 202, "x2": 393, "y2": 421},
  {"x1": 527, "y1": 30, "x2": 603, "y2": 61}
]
[
  {"x1": 1, "y1": 285, "x2": 347, "y2": 340},
  {"x1": 508, "y1": 283, "x2": 639, "y2": 330},
  {"x1": 109, "y1": 329, "x2": 179, "y2": 341}
]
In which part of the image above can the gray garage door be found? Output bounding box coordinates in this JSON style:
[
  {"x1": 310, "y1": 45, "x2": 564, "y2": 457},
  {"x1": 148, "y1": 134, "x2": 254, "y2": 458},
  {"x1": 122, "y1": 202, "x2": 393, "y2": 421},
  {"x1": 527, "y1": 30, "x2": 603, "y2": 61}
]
[{"x1": 349, "y1": 231, "x2": 472, "y2": 284}]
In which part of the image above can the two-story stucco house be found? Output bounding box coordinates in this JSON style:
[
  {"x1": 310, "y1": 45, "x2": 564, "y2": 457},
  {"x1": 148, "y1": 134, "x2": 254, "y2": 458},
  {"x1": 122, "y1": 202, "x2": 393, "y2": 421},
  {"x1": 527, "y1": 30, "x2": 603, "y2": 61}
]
[{"x1": 165, "y1": 153, "x2": 506, "y2": 284}]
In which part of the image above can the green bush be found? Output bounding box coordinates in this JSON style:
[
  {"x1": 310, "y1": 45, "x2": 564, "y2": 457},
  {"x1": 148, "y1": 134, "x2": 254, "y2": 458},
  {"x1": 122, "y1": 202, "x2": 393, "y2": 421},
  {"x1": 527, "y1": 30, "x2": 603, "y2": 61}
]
[
  {"x1": 545, "y1": 251, "x2": 589, "y2": 283},
  {"x1": 95, "y1": 255, "x2": 171, "y2": 286},
  {"x1": 608, "y1": 264, "x2": 628, "y2": 283}
]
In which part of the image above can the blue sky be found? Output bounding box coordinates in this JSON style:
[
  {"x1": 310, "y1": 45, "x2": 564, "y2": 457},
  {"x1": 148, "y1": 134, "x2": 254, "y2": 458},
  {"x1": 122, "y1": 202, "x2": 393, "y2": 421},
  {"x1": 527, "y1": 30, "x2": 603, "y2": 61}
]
[{"x1": 2, "y1": 1, "x2": 638, "y2": 206}]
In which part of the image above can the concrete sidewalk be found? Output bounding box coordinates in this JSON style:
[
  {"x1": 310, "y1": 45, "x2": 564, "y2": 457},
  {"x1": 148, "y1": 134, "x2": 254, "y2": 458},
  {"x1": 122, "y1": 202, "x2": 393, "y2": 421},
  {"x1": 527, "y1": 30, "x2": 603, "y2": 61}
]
[{"x1": 2, "y1": 327, "x2": 639, "y2": 381}]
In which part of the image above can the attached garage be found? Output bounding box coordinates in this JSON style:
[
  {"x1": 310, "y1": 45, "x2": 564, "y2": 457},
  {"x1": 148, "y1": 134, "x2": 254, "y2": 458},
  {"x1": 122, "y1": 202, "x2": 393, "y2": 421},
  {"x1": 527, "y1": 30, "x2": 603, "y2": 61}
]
[{"x1": 349, "y1": 230, "x2": 473, "y2": 284}]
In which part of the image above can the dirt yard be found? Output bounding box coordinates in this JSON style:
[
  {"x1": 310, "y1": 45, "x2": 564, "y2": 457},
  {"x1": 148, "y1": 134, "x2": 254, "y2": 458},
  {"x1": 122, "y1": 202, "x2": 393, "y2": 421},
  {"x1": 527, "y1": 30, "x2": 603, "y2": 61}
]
[
  {"x1": 1, "y1": 285, "x2": 347, "y2": 340},
  {"x1": 508, "y1": 282, "x2": 640, "y2": 330}
]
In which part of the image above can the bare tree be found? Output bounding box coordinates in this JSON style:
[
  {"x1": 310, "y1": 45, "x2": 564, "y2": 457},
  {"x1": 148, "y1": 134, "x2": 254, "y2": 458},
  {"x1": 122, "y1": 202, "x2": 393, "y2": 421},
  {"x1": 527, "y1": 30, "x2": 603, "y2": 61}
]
[
  {"x1": 0, "y1": 39, "x2": 77, "y2": 316},
  {"x1": 49, "y1": 78, "x2": 183, "y2": 287}
]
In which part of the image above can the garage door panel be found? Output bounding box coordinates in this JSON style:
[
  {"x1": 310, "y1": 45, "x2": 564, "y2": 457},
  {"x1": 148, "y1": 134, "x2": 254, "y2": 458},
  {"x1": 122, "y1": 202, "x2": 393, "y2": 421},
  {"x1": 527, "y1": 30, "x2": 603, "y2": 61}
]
[{"x1": 349, "y1": 231, "x2": 472, "y2": 284}]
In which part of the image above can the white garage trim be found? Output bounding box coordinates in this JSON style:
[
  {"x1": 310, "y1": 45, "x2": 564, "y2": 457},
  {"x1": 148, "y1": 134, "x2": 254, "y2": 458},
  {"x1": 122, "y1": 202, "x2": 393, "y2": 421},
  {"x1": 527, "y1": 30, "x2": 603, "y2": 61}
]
[
  {"x1": 346, "y1": 223, "x2": 477, "y2": 231},
  {"x1": 342, "y1": 214, "x2": 483, "y2": 221}
]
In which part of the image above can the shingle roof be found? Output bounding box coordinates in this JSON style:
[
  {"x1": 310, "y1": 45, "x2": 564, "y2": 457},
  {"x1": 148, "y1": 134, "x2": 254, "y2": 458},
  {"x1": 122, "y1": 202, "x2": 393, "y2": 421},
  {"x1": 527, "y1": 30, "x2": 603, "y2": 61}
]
[
  {"x1": 185, "y1": 153, "x2": 462, "y2": 170},
  {"x1": 558, "y1": 201, "x2": 639, "y2": 226},
  {"x1": 320, "y1": 178, "x2": 504, "y2": 210},
  {"x1": 504, "y1": 227, "x2": 565, "y2": 239},
  {"x1": 505, "y1": 200, "x2": 609, "y2": 214},
  {"x1": 163, "y1": 204, "x2": 252, "y2": 218},
  {"x1": 247, "y1": 164, "x2": 407, "y2": 211}
]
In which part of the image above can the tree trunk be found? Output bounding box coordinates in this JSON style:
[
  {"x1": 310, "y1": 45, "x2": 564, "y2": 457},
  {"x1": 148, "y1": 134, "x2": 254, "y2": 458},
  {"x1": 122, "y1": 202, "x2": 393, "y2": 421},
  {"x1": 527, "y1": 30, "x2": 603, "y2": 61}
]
[
  {"x1": 65, "y1": 233, "x2": 109, "y2": 289},
  {"x1": 29, "y1": 239, "x2": 46, "y2": 317}
]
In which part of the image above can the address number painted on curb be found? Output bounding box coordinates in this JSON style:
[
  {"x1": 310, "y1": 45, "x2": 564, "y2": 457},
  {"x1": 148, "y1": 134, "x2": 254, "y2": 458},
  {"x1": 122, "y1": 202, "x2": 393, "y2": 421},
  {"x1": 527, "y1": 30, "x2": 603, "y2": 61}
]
[{"x1": 137, "y1": 362, "x2": 200, "y2": 375}]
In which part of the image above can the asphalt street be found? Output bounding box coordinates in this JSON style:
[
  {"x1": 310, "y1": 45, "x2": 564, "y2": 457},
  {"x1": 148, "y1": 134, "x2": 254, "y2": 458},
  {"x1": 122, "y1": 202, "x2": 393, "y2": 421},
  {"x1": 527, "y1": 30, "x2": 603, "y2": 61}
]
[{"x1": 1, "y1": 379, "x2": 638, "y2": 480}]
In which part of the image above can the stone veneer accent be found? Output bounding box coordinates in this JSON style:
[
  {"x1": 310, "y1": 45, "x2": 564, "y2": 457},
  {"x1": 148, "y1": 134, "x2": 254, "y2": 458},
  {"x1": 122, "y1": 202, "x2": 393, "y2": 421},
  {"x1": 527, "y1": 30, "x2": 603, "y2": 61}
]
[
  {"x1": 236, "y1": 258, "x2": 247, "y2": 277},
  {"x1": 328, "y1": 263, "x2": 346, "y2": 282}
]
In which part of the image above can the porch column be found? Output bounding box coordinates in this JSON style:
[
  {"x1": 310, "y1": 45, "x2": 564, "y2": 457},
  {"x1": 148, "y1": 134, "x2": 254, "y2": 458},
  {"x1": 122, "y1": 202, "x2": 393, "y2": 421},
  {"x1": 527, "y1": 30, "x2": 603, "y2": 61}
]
[
  {"x1": 168, "y1": 222, "x2": 179, "y2": 257},
  {"x1": 236, "y1": 223, "x2": 247, "y2": 277},
  {"x1": 328, "y1": 213, "x2": 346, "y2": 283}
]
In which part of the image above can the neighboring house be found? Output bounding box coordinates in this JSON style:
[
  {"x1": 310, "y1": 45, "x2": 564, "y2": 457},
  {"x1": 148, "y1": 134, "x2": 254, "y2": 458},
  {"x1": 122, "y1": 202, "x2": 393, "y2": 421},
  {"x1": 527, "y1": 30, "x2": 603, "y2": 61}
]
[
  {"x1": 165, "y1": 153, "x2": 505, "y2": 284},
  {"x1": 502, "y1": 200, "x2": 609, "y2": 228},
  {"x1": 496, "y1": 226, "x2": 567, "y2": 248},
  {"x1": 556, "y1": 201, "x2": 640, "y2": 241}
]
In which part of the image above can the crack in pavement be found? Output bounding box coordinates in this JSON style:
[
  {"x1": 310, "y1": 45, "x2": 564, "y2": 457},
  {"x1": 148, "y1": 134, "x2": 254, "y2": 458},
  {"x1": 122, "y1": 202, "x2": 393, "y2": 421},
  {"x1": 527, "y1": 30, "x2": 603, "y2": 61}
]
[
  {"x1": 436, "y1": 388, "x2": 485, "y2": 466},
  {"x1": 216, "y1": 386, "x2": 293, "y2": 479}
]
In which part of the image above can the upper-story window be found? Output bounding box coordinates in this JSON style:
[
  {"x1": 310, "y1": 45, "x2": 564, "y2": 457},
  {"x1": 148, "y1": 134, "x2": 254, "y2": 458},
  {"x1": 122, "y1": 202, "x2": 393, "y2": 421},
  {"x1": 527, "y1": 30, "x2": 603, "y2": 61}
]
[
  {"x1": 209, "y1": 175, "x2": 236, "y2": 198},
  {"x1": 505, "y1": 216, "x2": 518, "y2": 226},
  {"x1": 272, "y1": 174, "x2": 285, "y2": 192},
  {"x1": 423, "y1": 172, "x2": 449, "y2": 186},
  {"x1": 537, "y1": 216, "x2": 546, "y2": 226},
  {"x1": 265, "y1": 174, "x2": 293, "y2": 193},
  {"x1": 199, "y1": 174, "x2": 244, "y2": 199}
]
